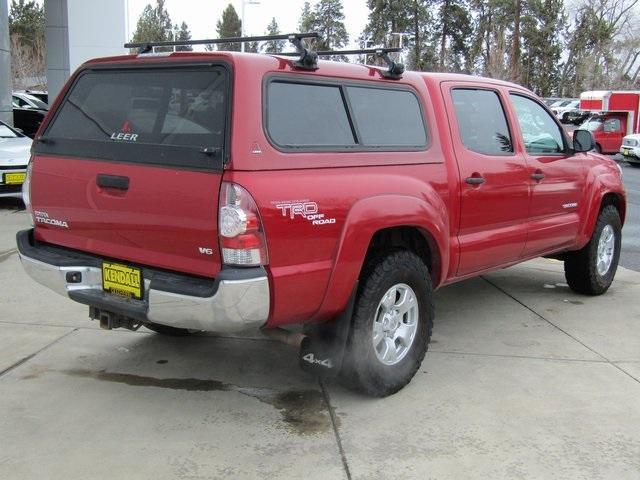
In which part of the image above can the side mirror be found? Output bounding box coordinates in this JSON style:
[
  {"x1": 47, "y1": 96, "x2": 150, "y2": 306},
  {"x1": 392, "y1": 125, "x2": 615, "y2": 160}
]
[{"x1": 572, "y1": 129, "x2": 594, "y2": 153}]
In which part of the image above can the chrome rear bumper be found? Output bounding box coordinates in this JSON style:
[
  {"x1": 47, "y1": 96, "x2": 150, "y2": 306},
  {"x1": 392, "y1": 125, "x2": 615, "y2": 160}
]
[{"x1": 17, "y1": 230, "x2": 270, "y2": 333}]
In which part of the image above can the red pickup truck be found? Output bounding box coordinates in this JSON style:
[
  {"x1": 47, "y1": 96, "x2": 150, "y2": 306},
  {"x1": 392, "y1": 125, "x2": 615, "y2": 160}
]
[{"x1": 16, "y1": 38, "x2": 626, "y2": 396}]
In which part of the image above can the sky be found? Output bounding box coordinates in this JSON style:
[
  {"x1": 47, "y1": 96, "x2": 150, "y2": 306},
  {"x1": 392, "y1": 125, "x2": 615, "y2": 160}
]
[{"x1": 126, "y1": 0, "x2": 372, "y2": 49}]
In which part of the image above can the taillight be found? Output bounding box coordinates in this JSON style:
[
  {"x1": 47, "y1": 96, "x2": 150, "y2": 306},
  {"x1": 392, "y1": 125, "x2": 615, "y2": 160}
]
[
  {"x1": 219, "y1": 182, "x2": 268, "y2": 266},
  {"x1": 22, "y1": 160, "x2": 34, "y2": 226}
]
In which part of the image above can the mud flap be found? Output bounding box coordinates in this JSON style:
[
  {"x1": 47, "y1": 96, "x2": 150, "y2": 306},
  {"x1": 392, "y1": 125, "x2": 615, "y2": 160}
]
[{"x1": 299, "y1": 284, "x2": 357, "y2": 378}]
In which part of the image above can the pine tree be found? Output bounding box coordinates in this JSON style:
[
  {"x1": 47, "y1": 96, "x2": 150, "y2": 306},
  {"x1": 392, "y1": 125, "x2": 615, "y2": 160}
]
[
  {"x1": 174, "y1": 21, "x2": 193, "y2": 52},
  {"x1": 434, "y1": 0, "x2": 472, "y2": 72},
  {"x1": 312, "y1": 0, "x2": 349, "y2": 58},
  {"x1": 215, "y1": 4, "x2": 242, "y2": 52},
  {"x1": 131, "y1": 0, "x2": 173, "y2": 51},
  {"x1": 264, "y1": 17, "x2": 283, "y2": 53},
  {"x1": 298, "y1": 2, "x2": 315, "y2": 33},
  {"x1": 519, "y1": 0, "x2": 564, "y2": 95},
  {"x1": 9, "y1": 0, "x2": 44, "y2": 49},
  {"x1": 245, "y1": 41, "x2": 260, "y2": 52}
]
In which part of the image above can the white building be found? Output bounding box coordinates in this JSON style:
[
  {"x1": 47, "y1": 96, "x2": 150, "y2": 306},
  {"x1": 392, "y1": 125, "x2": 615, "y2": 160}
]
[{"x1": 1, "y1": 0, "x2": 128, "y2": 125}]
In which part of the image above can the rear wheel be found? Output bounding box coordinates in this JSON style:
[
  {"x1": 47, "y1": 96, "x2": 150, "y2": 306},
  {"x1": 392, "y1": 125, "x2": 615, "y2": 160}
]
[
  {"x1": 564, "y1": 205, "x2": 621, "y2": 295},
  {"x1": 144, "y1": 323, "x2": 194, "y2": 336},
  {"x1": 340, "y1": 250, "x2": 433, "y2": 397}
]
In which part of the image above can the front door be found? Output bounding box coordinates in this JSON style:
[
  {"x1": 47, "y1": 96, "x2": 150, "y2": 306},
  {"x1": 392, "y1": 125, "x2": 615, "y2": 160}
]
[
  {"x1": 442, "y1": 84, "x2": 530, "y2": 276},
  {"x1": 508, "y1": 93, "x2": 586, "y2": 256}
]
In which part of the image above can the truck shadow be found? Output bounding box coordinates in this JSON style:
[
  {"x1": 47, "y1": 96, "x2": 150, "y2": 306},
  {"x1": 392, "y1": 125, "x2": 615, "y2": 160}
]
[{"x1": 0, "y1": 197, "x2": 24, "y2": 211}]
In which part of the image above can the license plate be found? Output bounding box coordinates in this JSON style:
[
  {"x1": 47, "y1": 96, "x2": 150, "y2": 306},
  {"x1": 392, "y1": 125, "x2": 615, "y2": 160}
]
[
  {"x1": 102, "y1": 262, "x2": 143, "y2": 300},
  {"x1": 623, "y1": 148, "x2": 630, "y2": 156},
  {"x1": 3, "y1": 172, "x2": 26, "y2": 185}
]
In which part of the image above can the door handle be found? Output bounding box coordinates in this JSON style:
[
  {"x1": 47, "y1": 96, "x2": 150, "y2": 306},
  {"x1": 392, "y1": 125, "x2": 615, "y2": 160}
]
[
  {"x1": 531, "y1": 171, "x2": 545, "y2": 182},
  {"x1": 97, "y1": 174, "x2": 130, "y2": 190},
  {"x1": 465, "y1": 176, "x2": 486, "y2": 185}
]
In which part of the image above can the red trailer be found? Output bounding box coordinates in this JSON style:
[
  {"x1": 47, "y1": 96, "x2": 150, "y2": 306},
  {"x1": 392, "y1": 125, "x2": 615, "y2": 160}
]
[{"x1": 579, "y1": 90, "x2": 640, "y2": 153}]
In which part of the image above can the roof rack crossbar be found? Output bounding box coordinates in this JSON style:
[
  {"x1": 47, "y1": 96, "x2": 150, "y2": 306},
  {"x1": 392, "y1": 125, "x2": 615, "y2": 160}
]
[
  {"x1": 278, "y1": 47, "x2": 402, "y2": 57},
  {"x1": 124, "y1": 32, "x2": 319, "y2": 53},
  {"x1": 279, "y1": 47, "x2": 405, "y2": 79}
]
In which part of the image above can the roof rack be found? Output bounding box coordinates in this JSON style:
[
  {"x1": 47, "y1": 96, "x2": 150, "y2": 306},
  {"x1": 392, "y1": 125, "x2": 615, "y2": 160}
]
[
  {"x1": 124, "y1": 32, "x2": 320, "y2": 70},
  {"x1": 279, "y1": 47, "x2": 405, "y2": 79}
]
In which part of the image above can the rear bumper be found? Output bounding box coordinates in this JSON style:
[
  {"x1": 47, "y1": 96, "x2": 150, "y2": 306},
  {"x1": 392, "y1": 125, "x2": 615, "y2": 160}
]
[{"x1": 16, "y1": 229, "x2": 270, "y2": 333}]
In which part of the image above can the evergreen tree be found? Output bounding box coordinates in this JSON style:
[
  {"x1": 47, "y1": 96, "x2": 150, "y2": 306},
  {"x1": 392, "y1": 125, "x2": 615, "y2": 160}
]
[
  {"x1": 131, "y1": 0, "x2": 173, "y2": 51},
  {"x1": 215, "y1": 4, "x2": 242, "y2": 52},
  {"x1": 298, "y1": 2, "x2": 315, "y2": 33},
  {"x1": 245, "y1": 41, "x2": 260, "y2": 53},
  {"x1": 9, "y1": 0, "x2": 44, "y2": 48},
  {"x1": 312, "y1": 0, "x2": 349, "y2": 59},
  {"x1": 264, "y1": 18, "x2": 283, "y2": 53},
  {"x1": 174, "y1": 21, "x2": 193, "y2": 51},
  {"x1": 434, "y1": 0, "x2": 472, "y2": 72},
  {"x1": 519, "y1": 0, "x2": 564, "y2": 95}
]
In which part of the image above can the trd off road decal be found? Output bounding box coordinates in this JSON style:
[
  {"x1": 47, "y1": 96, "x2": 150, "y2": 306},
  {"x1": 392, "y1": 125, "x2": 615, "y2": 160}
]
[{"x1": 273, "y1": 200, "x2": 336, "y2": 226}]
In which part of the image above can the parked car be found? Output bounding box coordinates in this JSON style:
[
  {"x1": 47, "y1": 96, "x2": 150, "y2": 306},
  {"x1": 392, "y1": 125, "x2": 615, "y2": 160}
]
[
  {"x1": 562, "y1": 109, "x2": 591, "y2": 126},
  {"x1": 16, "y1": 39, "x2": 626, "y2": 397},
  {"x1": 12, "y1": 92, "x2": 48, "y2": 137},
  {"x1": 19, "y1": 90, "x2": 48, "y2": 105},
  {"x1": 552, "y1": 99, "x2": 579, "y2": 121},
  {"x1": 0, "y1": 120, "x2": 31, "y2": 198},
  {"x1": 620, "y1": 134, "x2": 640, "y2": 168}
]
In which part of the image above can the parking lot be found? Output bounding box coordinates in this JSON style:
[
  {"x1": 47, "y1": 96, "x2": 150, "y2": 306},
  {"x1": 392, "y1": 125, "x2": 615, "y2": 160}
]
[{"x1": 1, "y1": 183, "x2": 639, "y2": 479}]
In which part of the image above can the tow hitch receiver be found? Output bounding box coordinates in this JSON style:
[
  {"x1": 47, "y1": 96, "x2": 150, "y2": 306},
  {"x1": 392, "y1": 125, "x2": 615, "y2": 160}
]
[{"x1": 90, "y1": 307, "x2": 142, "y2": 331}]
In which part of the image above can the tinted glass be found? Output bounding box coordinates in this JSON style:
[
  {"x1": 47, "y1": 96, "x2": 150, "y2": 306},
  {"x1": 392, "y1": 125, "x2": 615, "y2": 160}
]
[
  {"x1": 451, "y1": 89, "x2": 513, "y2": 155},
  {"x1": 40, "y1": 67, "x2": 228, "y2": 169},
  {"x1": 48, "y1": 69, "x2": 226, "y2": 146},
  {"x1": 267, "y1": 82, "x2": 355, "y2": 147},
  {"x1": 510, "y1": 94, "x2": 564, "y2": 154},
  {"x1": 347, "y1": 86, "x2": 427, "y2": 146}
]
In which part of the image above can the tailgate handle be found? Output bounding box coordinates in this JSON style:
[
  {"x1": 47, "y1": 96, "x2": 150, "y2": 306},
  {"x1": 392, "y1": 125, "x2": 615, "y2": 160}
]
[{"x1": 97, "y1": 174, "x2": 129, "y2": 190}]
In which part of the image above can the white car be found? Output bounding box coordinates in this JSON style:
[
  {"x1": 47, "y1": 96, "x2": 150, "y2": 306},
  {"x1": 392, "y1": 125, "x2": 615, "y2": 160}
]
[
  {"x1": 620, "y1": 134, "x2": 640, "y2": 168},
  {"x1": 0, "y1": 121, "x2": 32, "y2": 198},
  {"x1": 551, "y1": 99, "x2": 579, "y2": 120}
]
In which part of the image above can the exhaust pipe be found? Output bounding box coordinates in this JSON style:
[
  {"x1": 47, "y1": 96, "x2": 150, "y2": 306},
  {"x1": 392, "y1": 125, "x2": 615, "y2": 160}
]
[{"x1": 261, "y1": 327, "x2": 306, "y2": 348}]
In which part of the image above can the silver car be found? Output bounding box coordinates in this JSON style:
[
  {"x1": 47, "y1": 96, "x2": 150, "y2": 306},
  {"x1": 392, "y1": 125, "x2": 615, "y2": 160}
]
[{"x1": 0, "y1": 121, "x2": 32, "y2": 198}]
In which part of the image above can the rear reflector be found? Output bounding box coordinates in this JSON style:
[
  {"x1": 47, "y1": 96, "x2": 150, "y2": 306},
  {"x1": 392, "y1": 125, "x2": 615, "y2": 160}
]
[{"x1": 219, "y1": 182, "x2": 268, "y2": 266}]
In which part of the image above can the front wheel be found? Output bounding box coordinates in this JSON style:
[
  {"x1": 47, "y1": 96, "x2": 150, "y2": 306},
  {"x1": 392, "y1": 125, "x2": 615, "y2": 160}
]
[
  {"x1": 340, "y1": 250, "x2": 433, "y2": 397},
  {"x1": 564, "y1": 205, "x2": 621, "y2": 295}
]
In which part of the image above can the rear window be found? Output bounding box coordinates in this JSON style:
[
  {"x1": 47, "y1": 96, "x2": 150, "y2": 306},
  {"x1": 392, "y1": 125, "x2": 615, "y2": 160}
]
[
  {"x1": 265, "y1": 79, "x2": 427, "y2": 150},
  {"x1": 38, "y1": 66, "x2": 229, "y2": 170}
]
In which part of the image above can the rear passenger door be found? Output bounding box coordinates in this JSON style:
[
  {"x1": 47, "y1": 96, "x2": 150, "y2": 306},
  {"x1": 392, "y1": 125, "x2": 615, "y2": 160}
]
[{"x1": 442, "y1": 84, "x2": 530, "y2": 276}]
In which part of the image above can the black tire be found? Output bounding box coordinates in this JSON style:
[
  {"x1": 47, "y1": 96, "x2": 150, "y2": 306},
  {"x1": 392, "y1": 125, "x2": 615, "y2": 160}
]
[
  {"x1": 627, "y1": 161, "x2": 640, "y2": 168},
  {"x1": 144, "y1": 322, "x2": 194, "y2": 336},
  {"x1": 340, "y1": 250, "x2": 434, "y2": 397},
  {"x1": 564, "y1": 205, "x2": 621, "y2": 295}
]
